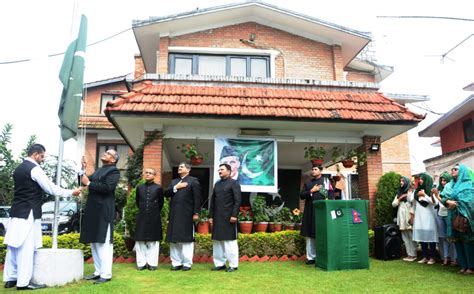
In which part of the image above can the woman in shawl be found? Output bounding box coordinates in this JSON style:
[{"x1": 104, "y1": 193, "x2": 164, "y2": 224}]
[
  {"x1": 432, "y1": 171, "x2": 457, "y2": 266},
  {"x1": 441, "y1": 164, "x2": 474, "y2": 274},
  {"x1": 392, "y1": 176, "x2": 417, "y2": 261},
  {"x1": 412, "y1": 173, "x2": 438, "y2": 264}
]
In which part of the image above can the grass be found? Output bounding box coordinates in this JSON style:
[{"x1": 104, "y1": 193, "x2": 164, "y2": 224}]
[{"x1": 1, "y1": 259, "x2": 471, "y2": 293}]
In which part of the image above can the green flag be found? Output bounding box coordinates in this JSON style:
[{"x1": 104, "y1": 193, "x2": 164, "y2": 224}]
[{"x1": 58, "y1": 15, "x2": 87, "y2": 141}]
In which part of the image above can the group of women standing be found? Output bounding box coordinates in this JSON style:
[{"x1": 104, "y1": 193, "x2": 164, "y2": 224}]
[{"x1": 392, "y1": 164, "x2": 474, "y2": 274}]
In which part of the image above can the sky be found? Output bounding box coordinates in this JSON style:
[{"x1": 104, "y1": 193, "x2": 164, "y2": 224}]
[{"x1": 0, "y1": 0, "x2": 473, "y2": 173}]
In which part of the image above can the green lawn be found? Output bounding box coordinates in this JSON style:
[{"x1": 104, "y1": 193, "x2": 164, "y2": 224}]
[{"x1": 1, "y1": 259, "x2": 471, "y2": 293}]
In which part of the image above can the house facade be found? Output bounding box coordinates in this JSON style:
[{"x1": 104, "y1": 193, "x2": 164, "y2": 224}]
[{"x1": 79, "y1": 1, "x2": 424, "y2": 227}]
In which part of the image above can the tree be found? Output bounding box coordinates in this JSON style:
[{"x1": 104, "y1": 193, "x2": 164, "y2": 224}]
[
  {"x1": 0, "y1": 123, "x2": 16, "y2": 205},
  {"x1": 375, "y1": 171, "x2": 401, "y2": 226}
]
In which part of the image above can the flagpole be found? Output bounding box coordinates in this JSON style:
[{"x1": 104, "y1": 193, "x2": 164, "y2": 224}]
[{"x1": 52, "y1": 136, "x2": 65, "y2": 250}]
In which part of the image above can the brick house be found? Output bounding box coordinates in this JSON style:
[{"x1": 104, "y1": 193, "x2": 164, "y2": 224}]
[
  {"x1": 79, "y1": 1, "x2": 424, "y2": 227},
  {"x1": 419, "y1": 84, "x2": 474, "y2": 178}
]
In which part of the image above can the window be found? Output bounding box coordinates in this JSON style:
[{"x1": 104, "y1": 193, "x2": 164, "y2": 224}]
[
  {"x1": 169, "y1": 54, "x2": 270, "y2": 78},
  {"x1": 100, "y1": 94, "x2": 119, "y2": 115},
  {"x1": 96, "y1": 144, "x2": 129, "y2": 170},
  {"x1": 463, "y1": 118, "x2": 474, "y2": 143}
]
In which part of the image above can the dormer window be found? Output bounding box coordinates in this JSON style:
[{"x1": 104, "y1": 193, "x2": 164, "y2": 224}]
[
  {"x1": 463, "y1": 118, "x2": 474, "y2": 143},
  {"x1": 169, "y1": 53, "x2": 270, "y2": 78},
  {"x1": 100, "y1": 94, "x2": 119, "y2": 115}
]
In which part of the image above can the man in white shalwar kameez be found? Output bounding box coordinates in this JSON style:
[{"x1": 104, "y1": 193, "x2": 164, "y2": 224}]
[{"x1": 3, "y1": 144, "x2": 80, "y2": 290}]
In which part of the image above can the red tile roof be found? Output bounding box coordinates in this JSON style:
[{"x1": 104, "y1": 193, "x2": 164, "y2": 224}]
[
  {"x1": 79, "y1": 116, "x2": 114, "y2": 129},
  {"x1": 106, "y1": 81, "x2": 424, "y2": 123}
]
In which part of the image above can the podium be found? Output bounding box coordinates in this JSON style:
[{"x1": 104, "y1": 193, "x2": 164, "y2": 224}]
[{"x1": 314, "y1": 200, "x2": 369, "y2": 271}]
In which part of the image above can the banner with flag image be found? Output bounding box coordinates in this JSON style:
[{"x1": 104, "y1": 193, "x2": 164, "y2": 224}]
[
  {"x1": 58, "y1": 14, "x2": 88, "y2": 142},
  {"x1": 214, "y1": 138, "x2": 277, "y2": 193}
]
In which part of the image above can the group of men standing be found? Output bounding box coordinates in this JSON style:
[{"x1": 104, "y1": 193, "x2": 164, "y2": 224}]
[{"x1": 134, "y1": 162, "x2": 241, "y2": 273}]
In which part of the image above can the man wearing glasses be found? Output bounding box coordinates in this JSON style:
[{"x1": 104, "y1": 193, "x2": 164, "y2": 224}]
[
  {"x1": 165, "y1": 162, "x2": 202, "y2": 271},
  {"x1": 80, "y1": 149, "x2": 121, "y2": 284},
  {"x1": 134, "y1": 168, "x2": 164, "y2": 271}
]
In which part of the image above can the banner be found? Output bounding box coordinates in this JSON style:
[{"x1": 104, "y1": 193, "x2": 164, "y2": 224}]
[{"x1": 214, "y1": 138, "x2": 277, "y2": 193}]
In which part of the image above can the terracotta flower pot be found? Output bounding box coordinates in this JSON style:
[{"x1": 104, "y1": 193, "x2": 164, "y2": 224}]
[
  {"x1": 253, "y1": 222, "x2": 268, "y2": 233},
  {"x1": 295, "y1": 223, "x2": 302, "y2": 230},
  {"x1": 311, "y1": 159, "x2": 324, "y2": 166},
  {"x1": 341, "y1": 159, "x2": 354, "y2": 168},
  {"x1": 269, "y1": 223, "x2": 282, "y2": 232},
  {"x1": 333, "y1": 175, "x2": 341, "y2": 181},
  {"x1": 190, "y1": 156, "x2": 203, "y2": 166},
  {"x1": 239, "y1": 221, "x2": 253, "y2": 234},
  {"x1": 197, "y1": 221, "x2": 210, "y2": 234},
  {"x1": 284, "y1": 223, "x2": 295, "y2": 230}
]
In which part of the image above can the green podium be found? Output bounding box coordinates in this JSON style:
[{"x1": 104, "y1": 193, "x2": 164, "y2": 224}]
[{"x1": 314, "y1": 200, "x2": 369, "y2": 271}]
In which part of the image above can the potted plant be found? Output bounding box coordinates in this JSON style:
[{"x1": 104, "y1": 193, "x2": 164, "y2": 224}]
[
  {"x1": 341, "y1": 149, "x2": 367, "y2": 168},
  {"x1": 270, "y1": 208, "x2": 285, "y2": 232},
  {"x1": 238, "y1": 209, "x2": 253, "y2": 234},
  {"x1": 177, "y1": 143, "x2": 208, "y2": 165},
  {"x1": 304, "y1": 145, "x2": 326, "y2": 165},
  {"x1": 196, "y1": 207, "x2": 210, "y2": 234},
  {"x1": 292, "y1": 208, "x2": 303, "y2": 230},
  {"x1": 252, "y1": 195, "x2": 269, "y2": 232}
]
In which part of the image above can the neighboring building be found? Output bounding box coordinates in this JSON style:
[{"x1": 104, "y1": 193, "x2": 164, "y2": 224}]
[
  {"x1": 419, "y1": 86, "x2": 474, "y2": 179},
  {"x1": 79, "y1": 1, "x2": 424, "y2": 226}
]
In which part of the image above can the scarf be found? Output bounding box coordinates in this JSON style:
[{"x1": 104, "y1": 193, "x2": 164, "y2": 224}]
[
  {"x1": 414, "y1": 173, "x2": 433, "y2": 207},
  {"x1": 397, "y1": 176, "x2": 410, "y2": 202},
  {"x1": 438, "y1": 171, "x2": 453, "y2": 192}
]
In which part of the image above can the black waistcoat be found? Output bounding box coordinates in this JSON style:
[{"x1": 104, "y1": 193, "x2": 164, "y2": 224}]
[{"x1": 10, "y1": 160, "x2": 44, "y2": 219}]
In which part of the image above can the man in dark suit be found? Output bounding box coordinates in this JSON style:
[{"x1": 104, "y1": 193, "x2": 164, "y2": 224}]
[
  {"x1": 80, "y1": 149, "x2": 120, "y2": 284},
  {"x1": 3, "y1": 144, "x2": 80, "y2": 290},
  {"x1": 165, "y1": 162, "x2": 201, "y2": 271},
  {"x1": 134, "y1": 168, "x2": 164, "y2": 271},
  {"x1": 209, "y1": 163, "x2": 241, "y2": 272},
  {"x1": 300, "y1": 165, "x2": 331, "y2": 265}
]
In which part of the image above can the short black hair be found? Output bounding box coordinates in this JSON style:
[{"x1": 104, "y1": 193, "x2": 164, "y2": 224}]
[
  {"x1": 312, "y1": 165, "x2": 323, "y2": 171},
  {"x1": 27, "y1": 144, "x2": 46, "y2": 156},
  {"x1": 219, "y1": 163, "x2": 231, "y2": 172}
]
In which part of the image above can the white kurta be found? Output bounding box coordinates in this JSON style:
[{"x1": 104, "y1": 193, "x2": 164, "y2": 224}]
[
  {"x1": 412, "y1": 196, "x2": 438, "y2": 243},
  {"x1": 392, "y1": 192, "x2": 414, "y2": 231}
]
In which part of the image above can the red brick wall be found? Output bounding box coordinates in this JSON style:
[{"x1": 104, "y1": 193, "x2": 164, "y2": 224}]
[
  {"x1": 157, "y1": 37, "x2": 170, "y2": 74},
  {"x1": 440, "y1": 111, "x2": 474, "y2": 154},
  {"x1": 345, "y1": 71, "x2": 375, "y2": 83},
  {"x1": 84, "y1": 82, "x2": 128, "y2": 115},
  {"x1": 134, "y1": 55, "x2": 145, "y2": 79},
  {"x1": 166, "y1": 22, "x2": 337, "y2": 80},
  {"x1": 143, "y1": 131, "x2": 163, "y2": 184},
  {"x1": 357, "y1": 136, "x2": 383, "y2": 228},
  {"x1": 84, "y1": 133, "x2": 98, "y2": 175},
  {"x1": 381, "y1": 133, "x2": 411, "y2": 176}
]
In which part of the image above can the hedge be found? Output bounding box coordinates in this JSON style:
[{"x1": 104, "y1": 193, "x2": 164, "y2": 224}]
[{"x1": 0, "y1": 229, "x2": 375, "y2": 263}]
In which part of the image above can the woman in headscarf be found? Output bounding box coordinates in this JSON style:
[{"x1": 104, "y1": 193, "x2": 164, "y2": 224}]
[
  {"x1": 392, "y1": 176, "x2": 417, "y2": 261},
  {"x1": 441, "y1": 164, "x2": 474, "y2": 274},
  {"x1": 432, "y1": 171, "x2": 457, "y2": 266},
  {"x1": 412, "y1": 173, "x2": 438, "y2": 265}
]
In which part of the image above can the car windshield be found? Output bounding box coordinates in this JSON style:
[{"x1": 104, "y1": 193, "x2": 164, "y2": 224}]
[{"x1": 41, "y1": 202, "x2": 77, "y2": 214}]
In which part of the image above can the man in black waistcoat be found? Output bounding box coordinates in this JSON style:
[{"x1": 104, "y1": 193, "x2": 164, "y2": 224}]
[
  {"x1": 209, "y1": 163, "x2": 241, "y2": 272},
  {"x1": 80, "y1": 149, "x2": 120, "y2": 284},
  {"x1": 134, "y1": 168, "x2": 164, "y2": 271},
  {"x1": 3, "y1": 144, "x2": 81, "y2": 290},
  {"x1": 165, "y1": 162, "x2": 201, "y2": 271},
  {"x1": 300, "y1": 165, "x2": 331, "y2": 265}
]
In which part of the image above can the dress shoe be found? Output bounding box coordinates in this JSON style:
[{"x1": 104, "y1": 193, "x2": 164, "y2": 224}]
[
  {"x1": 305, "y1": 259, "x2": 316, "y2": 265},
  {"x1": 182, "y1": 266, "x2": 191, "y2": 271},
  {"x1": 84, "y1": 274, "x2": 101, "y2": 280},
  {"x1": 211, "y1": 265, "x2": 227, "y2": 271},
  {"x1": 17, "y1": 282, "x2": 47, "y2": 290},
  {"x1": 148, "y1": 266, "x2": 157, "y2": 271},
  {"x1": 170, "y1": 265, "x2": 183, "y2": 271},
  {"x1": 226, "y1": 267, "x2": 238, "y2": 272},
  {"x1": 4, "y1": 280, "x2": 16, "y2": 288},
  {"x1": 93, "y1": 278, "x2": 111, "y2": 285},
  {"x1": 137, "y1": 266, "x2": 146, "y2": 271},
  {"x1": 417, "y1": 258, "x2": 427, "y2": 264}
]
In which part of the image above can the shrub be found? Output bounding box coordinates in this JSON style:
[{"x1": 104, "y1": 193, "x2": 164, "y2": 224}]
[{"x1": 375, "y1": 171, "x2": 401, "y2": 226}]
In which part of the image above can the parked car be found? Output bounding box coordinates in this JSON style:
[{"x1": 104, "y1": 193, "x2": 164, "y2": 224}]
[
  {"x1": 41, "y1": 200, "x2": 82, "y2": 235},
  {"x1": 0, "y1": 206, "x2": 11, "y2": 236}
]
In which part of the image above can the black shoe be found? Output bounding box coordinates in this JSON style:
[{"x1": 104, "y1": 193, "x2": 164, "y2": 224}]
[
  {"x1": 17, "y1": 283, "x2": 47, "y2": 290},
  {"x1": 148, "y1": 266, "x2": 157, "y2": 271},
  {"x1": 84, "y1": 274, "x2": 101, "y2": 280},
  {"x1": 4, "y1": 280, "x2": 16, "y2": 288},
  {"x1": 137, "y1": 266, "x2": 146, "y2": 271},
  {"x1": 211, "y1": 265, "x2": 227, "y2": 271},
  {"x1": 226, "y1": 267, "x2": 238, "y2": 272},
  {"x1": 170, "y1": 265, "x2": 183, "y2": 271},
  {"x1": 305, "y1": 259, "x2": 316, "y2": 265},
  {"x1": 182, "y1": 266, "x2": 191, "y2": 271},
  {"x1": 93, "y1": 278, "x2": 111, "y2": 285}
]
